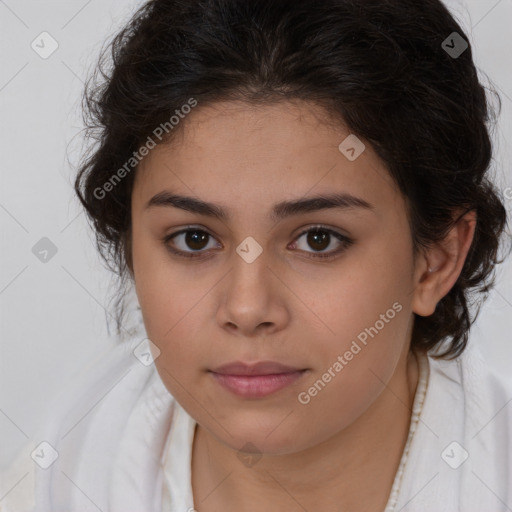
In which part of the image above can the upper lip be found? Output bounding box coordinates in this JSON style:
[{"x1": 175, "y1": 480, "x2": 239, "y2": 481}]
[{"x1": 210, "y1": 361, "x2": 304, "y2": 376}]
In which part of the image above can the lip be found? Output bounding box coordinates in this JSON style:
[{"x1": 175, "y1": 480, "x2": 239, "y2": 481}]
[
  {"x1": 211, "y1": 361, "x2": 303, "y2": 376},
  {"x1": 209, "y1": 361, "x2": 307, "y2": 399}
]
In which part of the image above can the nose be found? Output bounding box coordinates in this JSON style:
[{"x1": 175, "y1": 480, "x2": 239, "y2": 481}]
[{"x1": 215, "y1": 254, "x2": 290, "y2": 338}]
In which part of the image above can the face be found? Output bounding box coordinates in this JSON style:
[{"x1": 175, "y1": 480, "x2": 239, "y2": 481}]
[{"x1": 130, "y1": 99, "x2": 419, "y2": 455}]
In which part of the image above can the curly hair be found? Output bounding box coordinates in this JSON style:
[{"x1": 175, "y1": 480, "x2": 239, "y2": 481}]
[{"x1": 74, "y1": 0, "x2": 509, "y2": 358}]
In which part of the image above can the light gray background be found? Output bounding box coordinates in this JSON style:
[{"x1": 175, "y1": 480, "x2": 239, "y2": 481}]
[{"x1": 1, "y1": 0, "x2": 511, "y2": 469}]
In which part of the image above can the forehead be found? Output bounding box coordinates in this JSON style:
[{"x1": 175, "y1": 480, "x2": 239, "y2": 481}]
[
  {"x1": 152, "y1": 99, "x2": 351, "y2": 159},
  {"x1": 132, "y1": 99, "x2": 398, "y2": 215}
]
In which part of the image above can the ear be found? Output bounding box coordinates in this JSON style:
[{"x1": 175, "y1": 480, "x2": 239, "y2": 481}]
[{"x1": 412, "y1": 210, "x2": 477, "y2": 317}]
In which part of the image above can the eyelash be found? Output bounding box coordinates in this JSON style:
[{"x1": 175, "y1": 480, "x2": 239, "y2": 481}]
[{"x1": 162, "y1": 225, "x2": 354, "y2": 261}]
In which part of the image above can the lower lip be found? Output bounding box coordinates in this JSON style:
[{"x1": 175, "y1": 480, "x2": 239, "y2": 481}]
[{"x1": 210, "y1": 371, "x2": 306, "y2": 398}]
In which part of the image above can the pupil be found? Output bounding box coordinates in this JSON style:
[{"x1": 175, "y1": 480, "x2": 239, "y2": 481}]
[
  {"x1": 186, "y1": 230, "x2": 208, "y2": 250},
  {"x1": 308, "y1": 230, "x2": 329, "y2": 251}
]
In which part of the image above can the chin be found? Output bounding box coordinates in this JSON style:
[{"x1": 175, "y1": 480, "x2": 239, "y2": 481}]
[{"x1": 202, "y1": 411, "x2": 312, "y2": 457}]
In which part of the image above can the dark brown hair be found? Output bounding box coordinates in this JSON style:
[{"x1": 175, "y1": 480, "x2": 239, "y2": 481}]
[{"x1": 74, "y1": 0, "x2": 509, "y2": 358}]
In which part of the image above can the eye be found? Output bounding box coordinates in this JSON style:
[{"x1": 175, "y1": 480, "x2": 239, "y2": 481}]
[
  {"x1": 162, "y1": 225, "x2": 353, "y2": 260},
  {"x1": 163, "y1": 227, "x2": 221, "y2": 259},
  {"x1": 289, "y1": 225, "x2": 353, "y2": 260}
]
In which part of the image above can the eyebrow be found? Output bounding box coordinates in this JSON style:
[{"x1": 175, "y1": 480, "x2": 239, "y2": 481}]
[{"x1": 145, "y1": 191, "x2": 374, "y2": 222}]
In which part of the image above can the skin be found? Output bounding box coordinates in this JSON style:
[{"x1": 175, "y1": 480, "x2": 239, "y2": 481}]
[{"x1": 128, "y1": 99, "x2": 476, "y2": 511}]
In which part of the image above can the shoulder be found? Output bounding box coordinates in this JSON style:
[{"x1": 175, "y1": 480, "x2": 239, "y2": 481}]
[
  {"x1": 427, "y1": 342, "x2": 512, "y2": 507},
  {"x1": 427, "y1": 341, "x2": 512, "y2": 437},
  {"x1": 0, "y1": 338, "x2": 173, "y2": 512},
  {"x1": 394, "y1": 343, "x2": 512, "y2": 511},
  {"x1": 454, "y1": 342, "x2": 512, "y2": 422},
  {"x1": 458, "y1": 342, "x2": 512, "y2": 444}
]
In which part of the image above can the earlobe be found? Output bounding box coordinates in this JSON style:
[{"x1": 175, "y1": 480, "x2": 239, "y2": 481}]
[
  {"x1": 412, "y1": 256, "x2": 440, "y2": 317},
  {"x1": 412, "y1": 210, "x2": 477, "y2": 317}
]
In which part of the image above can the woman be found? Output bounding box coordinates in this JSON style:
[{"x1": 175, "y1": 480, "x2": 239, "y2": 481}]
[{"x1": 1, "y1": 0, "x2": 510, "y2": 510}]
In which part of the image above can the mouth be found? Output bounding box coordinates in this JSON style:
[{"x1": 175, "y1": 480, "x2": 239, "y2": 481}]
[{"x1": 208, "y1": 361, "x2": 308, "y2": 399}]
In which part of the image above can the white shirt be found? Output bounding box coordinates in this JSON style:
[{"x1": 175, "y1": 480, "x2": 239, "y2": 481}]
[{"x1": 1, "y1": 331, "x2": 511, "y2": 511}]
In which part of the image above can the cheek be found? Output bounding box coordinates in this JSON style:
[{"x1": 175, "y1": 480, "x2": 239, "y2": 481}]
[
  {"x1": 132, "y1": 224, "x2": 191, "y2": 330},
  {"x1": 141, "y1": 289, "x2": 209, "y2": 406},
  {"x1": 131, "y1": 228, "x2": 207, "y2": 380},
  {"x1": 293, "y1": 283, "x2": 411, "y2": 442},
  {"x1": 292, "y1": 236, "x2": 414, "y2": 396},
  {"x1": 299, "y1": 250, "x2": 412, "y2": 350}
]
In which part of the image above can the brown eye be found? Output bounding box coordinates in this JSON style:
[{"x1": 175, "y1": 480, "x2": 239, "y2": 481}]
[
  {"x1": 183, "y1": 230, "x2": 209, "y2": 250},
  {"x1": 291, "y1": 226, "x2": 353, "y2": 260},
  {"x1": 163, "y1": 225, "x2": 353, "y2": 261},
  {"x1": 163, "y1": 228, "x2": 221, "y2": 258},
  {"x1": 306, "y1": 230, "x2": 330, "y2": 251}
]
